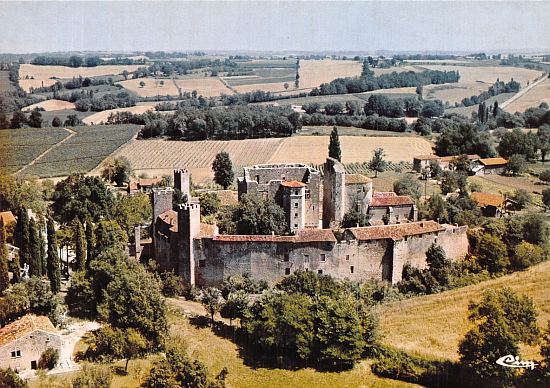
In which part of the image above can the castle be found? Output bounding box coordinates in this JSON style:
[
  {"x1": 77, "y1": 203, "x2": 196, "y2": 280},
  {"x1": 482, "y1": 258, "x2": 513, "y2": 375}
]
[{"x1": 150, "y1": 159, "x2": 468, "y2": 287}]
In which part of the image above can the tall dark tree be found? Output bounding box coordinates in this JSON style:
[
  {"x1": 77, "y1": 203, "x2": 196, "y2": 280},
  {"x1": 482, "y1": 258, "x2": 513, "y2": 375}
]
[
  {"x1": 85, "y1": 218, "x2": 95, "y2": 271},
  {"x1": 0, "y1": 220, "x2": 9, "y2": 295},
  {"x1": 36, "y1": 218, "x2": 46, "y2": 276},
  {"x1": 46, "y1": 218, "x2": 61, "y2": 293},
  {"x1": 15, "y1": 208, "x2": 30, "y2": 266},
  {"x1": 212, "y1": 152, "x2": 234, "y2": 189},
  {"x1": 73, "y1": 219, "x2": 86, "y2": 271},
  {"x1": 28, "y1": 111, "x2": 43, "y2": 128},
  {"x1": 328, "y1": 127, "x2": 342, "y2": 161},
  {"x1": 28, "y1": 218, "x2": 42, "y2": 277},
  {"x1": 368, "y1": 148, "x2": 387, "y2": 177}
]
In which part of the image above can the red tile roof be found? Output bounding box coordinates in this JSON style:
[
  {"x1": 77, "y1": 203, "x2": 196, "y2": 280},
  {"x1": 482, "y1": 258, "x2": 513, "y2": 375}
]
[
  {"x1": 212, "y1": 228, "x2": 336, "y2": 243},
  {"x1": 345, "y1": 174, "x2": 372, "y2": 185},
  {"x1": 414, "y1": 155, "x2": 439, "y2": 161},
  {"x1": 439, "y1": 154, "x2": 480, "y2": 162},
  {"x1": 0, "y1": 314, "x2": 58, "y2": 348},
  {"x1": 471, "y1": 192, "x2": 505, "y2": 207},
  {"x1": 370, "y1": 192, "x2": 414, "y2": 207},
  {"x1": 281, "y1": 180, "x2": 307, "y2": 188},
  {"x1": 0, "y1": 211, "x2": 16, "y2": 225},
  {"x1": 158, "y1": 210, "x2": 178, "y2": 233},
  {"x1": 348, "y1": 221, "x2": 444, "y2": 241},
  {"x1": 479, "y1": 157, "x2": 507, "y2": 166}
]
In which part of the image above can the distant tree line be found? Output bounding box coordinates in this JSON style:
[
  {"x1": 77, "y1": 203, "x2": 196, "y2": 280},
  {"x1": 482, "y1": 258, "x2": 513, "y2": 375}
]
[
  {"x1": 30, "y1": 55, "x2": 145, "y2": 67},
  {"x1": 460, "y1": 79, "x2": 520, "y2": 107},
  {"x1": 309, "y1": 69, "x2": 460, "y2": 96}
]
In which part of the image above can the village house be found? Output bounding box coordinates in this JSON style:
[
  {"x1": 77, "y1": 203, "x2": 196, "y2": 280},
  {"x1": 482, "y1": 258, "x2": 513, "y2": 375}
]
[
  {"x1": 471, "y1": 192, "x2": 512, "y2": 217},
  {"x1": 0, "y1": 315, "x2": 61, "y2": 371},
  {"x1": 472, "y1": 157, "x2": 508, "y2": 175},
  {"x1": 413, "y1": 154, "x2": 481, "y2": 173},
  {"x1": 127, "y1": 176, "x2": 164, "y2": 195}
]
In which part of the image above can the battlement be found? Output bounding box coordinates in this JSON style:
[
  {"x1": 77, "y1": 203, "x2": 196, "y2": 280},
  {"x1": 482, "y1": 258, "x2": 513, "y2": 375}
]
[{"x1": 177, "y1": 202, "x2": 200, "y2": 211}]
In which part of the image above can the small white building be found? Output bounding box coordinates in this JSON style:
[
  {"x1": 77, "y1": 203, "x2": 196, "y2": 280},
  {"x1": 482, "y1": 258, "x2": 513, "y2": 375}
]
[{"x1": 0, "y1": 314, "x2": 61, "y2": 371}]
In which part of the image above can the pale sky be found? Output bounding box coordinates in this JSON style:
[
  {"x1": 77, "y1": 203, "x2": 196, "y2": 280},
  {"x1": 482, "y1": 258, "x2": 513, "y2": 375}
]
[{"x1": 1, "y1": 1, "x2": 549, "y2": 54}]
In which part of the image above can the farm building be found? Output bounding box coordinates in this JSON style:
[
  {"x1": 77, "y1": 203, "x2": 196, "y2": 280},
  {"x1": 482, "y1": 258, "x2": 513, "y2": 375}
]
[
  {"x1": 413, "y1": 154, "x2": 480, "y2": 173},
  {"x1": 150, "y1": 161, "x2": 467, "y2": 287},
  {"x1": 128, "y1": 176, "x2": 164, "y2": 195},
  {"x1": 0, "y1": 314, "x2": 61, "y2": 371},
  {"x1": 472, "y1": 157, "x2": 508, "y2": 175},
  {"x1": 0, "y1": 210, "x2": 16, "y2": 226},
  {"x1": 471, "y1": 192, "x2": 512, "y2": 217}
]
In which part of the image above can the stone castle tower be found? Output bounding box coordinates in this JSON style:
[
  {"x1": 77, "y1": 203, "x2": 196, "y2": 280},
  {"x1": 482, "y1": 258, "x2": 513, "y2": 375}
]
[
  {"x1": 174, "y1": 169, "x2": 191, "y2": 200},
  {"x1": 175, "y1": 202, "x2": 201, "y2": 286}
]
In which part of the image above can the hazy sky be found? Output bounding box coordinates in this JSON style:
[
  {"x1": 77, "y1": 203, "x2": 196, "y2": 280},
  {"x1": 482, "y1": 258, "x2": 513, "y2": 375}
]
[{"x1": 1, "y1": 1, "x2": 549, "y2": 54}]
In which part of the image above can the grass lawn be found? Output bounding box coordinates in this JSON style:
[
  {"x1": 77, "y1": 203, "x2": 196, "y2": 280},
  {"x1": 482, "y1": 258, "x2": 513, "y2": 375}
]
[
  {"x1": 377, "y1": 260, "x2": 550, "y2": 362},
  {"x1": 166, "y1": 306, "x2": 418, "y2": 388}
]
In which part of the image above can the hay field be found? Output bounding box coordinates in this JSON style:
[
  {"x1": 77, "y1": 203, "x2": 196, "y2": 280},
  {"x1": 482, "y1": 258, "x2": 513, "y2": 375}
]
[
  {"x1": 504, "y1": 78, "x2": 550, "y2": 113},
  {"x1": 82, "y1": 104, "x2": 157, "y2": 125},
  {"x1": 117, "y1": 77, "x2": 180, "y2": 97},
  {"x1": 299, "y1": 59, "x2": 362, "y2": 89},
  {"x1": 175, "y1": 77, "x2": 232, "y2": 97},
  {"x1": 22, "y1": 99, "x2": 76, "y2": 112},
  {"x1": 378, "y1": 260, "x2": 550, "y2": 361},
  {"x1": 19, "y1": 64, "x2": 142, "y2": 92},
  {"x1": 108, "y1": 135, "x2": 432, "y2": 183},
  {"x1": 422, "y1": 65, "x2": 543, "y2": 104}
]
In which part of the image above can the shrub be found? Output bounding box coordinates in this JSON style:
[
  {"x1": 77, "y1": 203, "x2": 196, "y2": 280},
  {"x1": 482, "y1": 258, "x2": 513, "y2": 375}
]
[
  {"x1": 0, "y1": 368, "x2": 26, "y2": 387},
  {"x1": 161, "y1": 271, "x2": 184, "y2": 297},
  {"x1": 38, "y1": 348, "x2": 59, "y2": 370},
  {"x1": 512, "y1": 241, "x2": 545, "y2": 270}
]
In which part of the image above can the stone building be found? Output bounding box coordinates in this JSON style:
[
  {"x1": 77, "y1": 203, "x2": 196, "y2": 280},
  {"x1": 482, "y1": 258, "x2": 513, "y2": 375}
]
[
  {"x1": 0, "y1": 314, "x2": 61, "y2": 371},
  {"x1": 472, "y1": 157, "x2": 508, "y2": 175},
  {"x1": 151, "y1": 166, "x2": 467, "y2": 288}
]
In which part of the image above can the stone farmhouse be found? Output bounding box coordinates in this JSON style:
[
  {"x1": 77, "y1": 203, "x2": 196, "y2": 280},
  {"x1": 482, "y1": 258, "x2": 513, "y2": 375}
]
[
  {"x1": 413, "y1": 154, "x2": 480, "y2": 173},
  {"x1": 150, "y1": 159, "x2": 468, "y2": 287},
  {"x1": 0, "y1": 314, "x2": 61, "y2": 371}
]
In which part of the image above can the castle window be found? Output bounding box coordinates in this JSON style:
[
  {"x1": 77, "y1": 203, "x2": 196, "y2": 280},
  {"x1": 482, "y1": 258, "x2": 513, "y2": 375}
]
[
  {"x1": 284, "y1": 253, "x2": 289, "y2": 262},
  {"x1": 318, "y1": 269, "x2": 323, "y2": 274},
  {"x1": 345, "y1": 255, "x2": 350, "y2": 261},
  {"x1": 11, "y1": 350, "x2": 21, "y2": 358},
  {"x1": 303, "y1": 254, "x2": 309, "y2": 262},
  {"x1": 350, "y1": 266, "x2": 354, "y2": 274},
  {"x1": 294, "y1": 203, "x2": 298, "y2": 208},
  {"x1": 320, "y1": 253, "x2": 326, "y2": 262},
  {"x1": 294, "y1": 190, "x2": 299, "y2": 195},
  {"x1": 294, "y1": 224, "x2": 298, "y2": 228},
  {"x1": 285, "y1": 268, "x2": 291, "y2": 275},
  {"x1": 198, "y1": 260, "x2": 206, "y2": 268},
  {"x1": 294, "y1": 213, "x2": 298, "y2": 217}
]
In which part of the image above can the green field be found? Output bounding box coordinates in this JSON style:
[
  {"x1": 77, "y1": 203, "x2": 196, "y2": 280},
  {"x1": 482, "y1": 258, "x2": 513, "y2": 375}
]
[
  {"x1": 235, "y1": 59, "x2": 297, "y2": 68},
  {"x1": 0, "y1": 70, "x2": 16, "y2": 93},
  {"x1": 0, "y1": 127, "x2": 70, "y2": 173},
  {"x1": 18, "y1": 124, "x2": 140, "y2": 178}
]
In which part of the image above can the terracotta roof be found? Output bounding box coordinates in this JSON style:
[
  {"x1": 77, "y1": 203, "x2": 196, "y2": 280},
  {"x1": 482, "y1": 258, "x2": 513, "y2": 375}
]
[
  {"x1": 158, "y1": 210, "x2": 178, "y2": 233},
  {"x1": 281, "y1": 180, "x2": 307, "y2": 188},
  {"x1": 0, "y1": 211, "x2": 16, "y2": 225},
  {"x1": 370, "y1": 192, "x2": 414, "y2": 207},
  {"x1": 212, "y1": 228, "x2": 336, "y2": 243},
  {"x1": 128, "y1": 181, "x2": 139, "y2": 191},
  {"x1": 345, "y1": 174, "x2": 372, "y2": 185},
  {"x1": 439, "y1": 154, "x2": 480, "y2": 162},
  {"x1": 139, "y1": 177, "x2": 163, "y2": 187},
  {"x1": 414, "y1": 155, "x2": 439, "y2": 161},
  {"x1": 479, "y1": 157, "x2": 507, "y2": 166},
  {"x1": 471, "y1": 192, "x2": 505, "y2": 207},
  {"x1": 348, "y1": 221, "x2": 445, "y2": 241},
  {"x1": 0, "y1": 314, "x2": 58, "y2": 348}
]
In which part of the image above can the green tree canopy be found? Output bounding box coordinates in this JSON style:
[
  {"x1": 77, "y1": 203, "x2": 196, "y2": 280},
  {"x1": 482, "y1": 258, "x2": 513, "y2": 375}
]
[
  {"x1": 328, "y1": 127, "x2": 342, "y2": 161},
  {"x1": 368, "y1": 148, "x2": 387, "y2": 178},
  {"x1": 234, "y1": 194, "x2": 287, "y2": 235},
  {"x1": 212, "y1": 152, "x2": 234, "y2": 189}
]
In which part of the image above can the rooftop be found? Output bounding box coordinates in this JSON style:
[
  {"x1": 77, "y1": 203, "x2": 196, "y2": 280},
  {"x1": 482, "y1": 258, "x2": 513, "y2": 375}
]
[
  {"x1": 370, "y1": 192, "x2": 414, "y2": 207},
  {"x1": 347, "y1": 220, "x2": 445, "y2": 241},
  {"x1": 0, "y1": 211, "x2": 16, "y2": 225},
  {"x1": 281, "y1": 180, "x2": 307, "y2": 188},
  {"x1": 212, "y1": 228, "x2": 337, "y2": 243},
  {"x1": 414, "y1": 154, "x2": 439, "y2": 161},
  {"x1": 471, "y1": 192, "x2": 505, "y2": 207},
  {"x1": 158, "y1": 210, "x2": 178, "y2": 233},
  {"x1": 439, "y1": 154, "x2": 481, "y2": 162},
  {"x1": 0, "y1": 314, "x2": 58, "y2": 348},
  {"x1": 479, "y1": 157, "x2": 508, "y2": 166},
  {"x1": 345, "y1": 174, "x2": 372, "y2": 185}
]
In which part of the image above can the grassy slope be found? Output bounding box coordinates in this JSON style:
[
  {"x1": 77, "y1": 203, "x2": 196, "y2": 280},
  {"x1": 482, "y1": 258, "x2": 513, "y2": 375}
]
[
  {"x1": 378, "y1": 260, "x2": 550, "y2": 362},
  {"x1": 167, "y1": 307, "x2": 418, "y2": 388}
]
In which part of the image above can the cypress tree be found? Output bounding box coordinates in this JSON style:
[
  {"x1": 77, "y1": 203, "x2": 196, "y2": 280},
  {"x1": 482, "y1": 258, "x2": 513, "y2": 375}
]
[
  {"x1": 328, "y1": 127, "x2": 342, "y2": 162},
  {"x1": 36, "y1": 218, "x2": 47, "y2": 276},
  {"x1": 0, "y1": 220, "x2": 9, "y2": 295},
  {"x1": 10, "y1": 254, "x2": 21, "y2": 283},
  {"x1": 85, "y1": 218, "x2": 95, "y2": 271},
  {"x1": 46, "y1": 218, "x2": 61, "y2": 293},
  {"x1": 73, "y1": 218, "x2": 86, "y2": 271},
  {"x1": 15, "y1": 208, "x2": 31, "y2": 266},
  {"x1": 28, "y1": 218, "x2": 41, "y2": 277}
]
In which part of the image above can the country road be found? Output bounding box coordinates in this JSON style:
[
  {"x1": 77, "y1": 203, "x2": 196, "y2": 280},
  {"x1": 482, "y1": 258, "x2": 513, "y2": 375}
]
[{"x1": 500, "y1": 73, "x2": 548, "y2": 110}]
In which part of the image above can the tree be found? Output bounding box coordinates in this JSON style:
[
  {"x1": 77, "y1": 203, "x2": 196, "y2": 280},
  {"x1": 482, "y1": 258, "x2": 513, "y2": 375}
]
[
  {"x1": 101, "y1": 157, "x2": 133, "y2": 186},
  {"x1": 72, "y1": 218, "x2": 86, "y2": 271},
  {"x1": 85, "y1": 219, "x2": 95, "y2": 271},
  {"x1": 538, "y1": 124, "x2": 550, "y2": 162},
  {"x1": 0, "y1": 368, "x2": 26, "y2": 388},
  {"x1": 234, "y1": 194, "x2": 287, "y2": 235},
  {"x1": 512, "y1": 241, "x2": 544, "y2": 270},
  {"x1": 539, "y1": 169, "x2": 550, "y2": 184},
  {"x1": 459, "y1": 288, "x2": 540, "y2": 384},
  {"x1": 72, "y1": 364, "x2": 112, "y2": 388},
  {"x1": 328, "y1": 127, "x2": 342, "y2": 161},
  {"x1": 93, "y1": 220, "x2": 128, "y2": 254},
  {"x1": 476, "y1": 232, "x2": 510, "y2": 273},
  {"x1": 425, "y1": 244, "x2": 451, "y2": 288},
  {"x1": 28, "y1": 218, "x2": 42, "y2": 277},
  {"x1": 368, "y1": 148, "x2": 387, "y2": 177},
  {"x1": 220, "y1": 290, "x2": 248, "y2": 327},
  {"x1": 15, "y1": 208, "x2": 31, "y2": 268},
  {"x1": 28, "y1": 111, "x2": 42, "y2": 128},
  {"x1": 341, "y1": 209, "x2": 370, "y2": 227},
  {"x1": 51, "y1": 116, "x2": 62, "y2": 127},
  {"x1": 441, "y1": 170, "x2": 467, "y2": 195},
  {"x1": 38, "y1": 348, "x2": 59, "y2": 370},
  {"x1": 10, "y1": 111, "x2": 27, "y2": 128},
  {"x1": 510, "y1": 189, "x2": 530, "y2": 210},
  {"x1": 212, "y1": 152, "x2": 234, "y2": 189},
  {"x1": 198, "y1": 192, "x2": 221, "y2": 217},
  {"x1": 543, "y1": 188, "x2": 550, "y2": 211},
  {"x1": 201, "y1": 287, "x2": 224, "y2": 324},
  {"x1": 498, "y1": 128, "x2": 538, "y2": 160},
  {"x1": 46, "y1": 219, "x2": 61, "y2": 293},
  {"x1": 111, "y1": 193, "x2": 151, "y2": 236},
  {"x1": 426, "y1": 194, "x2": 447, "y2": 222},
  {"x1": 505, "y1": 154, "x2": 526, "y2": 176},
  {"x1": 0, "y1": 221, "x2": 9, "y2": 295},
  {"x1": 393, "y1": 174, "x2": 422, "y2": 200},
  {"x1": 65, "y1": 271, "x2": 96, "y2": 319}
]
